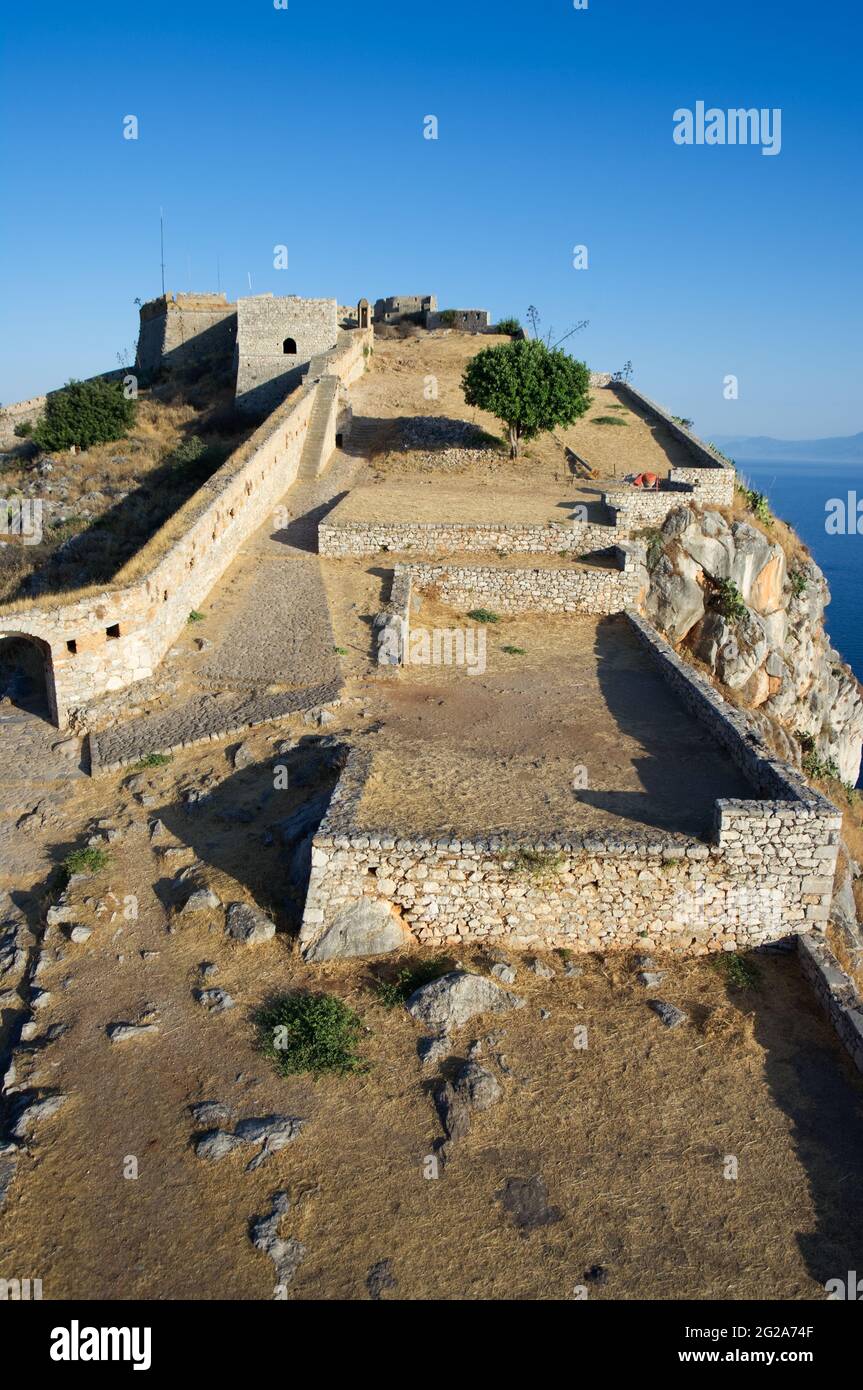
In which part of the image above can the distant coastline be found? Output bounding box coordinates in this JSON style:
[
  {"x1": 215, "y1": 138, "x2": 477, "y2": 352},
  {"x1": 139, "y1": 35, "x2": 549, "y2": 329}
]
[{"x1": 713, "y1": 431, "x2": 863, "y2": 463}]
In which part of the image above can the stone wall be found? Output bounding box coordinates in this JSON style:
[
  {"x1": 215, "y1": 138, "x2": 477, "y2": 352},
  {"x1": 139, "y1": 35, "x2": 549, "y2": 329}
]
[
  {"x1": 135, "y1": 293, "x2": 237, "y2": 376},
  {"x1": 0, "y1": 329, "x2": 372, "y2": 726},
  {"x1": 798, "y1": 932, "x2": 863, "y2": 1075},
  {"x1": 319, "y1": 517, "x2": 619, "y2": 558},
  {"x1": 0, "y1": 396, "x2": 47, "y2": 447},
  {"x1": 426, "y1": 310, "x2": 490, "y2": 332},
  {"x1": 300, "y1": 610, "x2": 841, "y2": 958},
  {"x1": 396, "y1": 549, "x2": 643, "y2": 616},
  {"x1": 319, "y1": 462, "x2": 734, "y2": 559},
  {"x1": 235, "y1": 295, "x2": 339, "y2": 415}
]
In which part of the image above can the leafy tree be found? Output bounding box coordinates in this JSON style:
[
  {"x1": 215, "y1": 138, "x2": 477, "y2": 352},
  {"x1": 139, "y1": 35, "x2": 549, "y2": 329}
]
[
  {"x1": 496, "y1": 317, "x2": 522, "y2": 336},
  {"x1": 32, "y1": 378, "x2": 137, "y2": 452},
  {"x1": 461, "y1": 338, "x2": 591, "y2": 458}
]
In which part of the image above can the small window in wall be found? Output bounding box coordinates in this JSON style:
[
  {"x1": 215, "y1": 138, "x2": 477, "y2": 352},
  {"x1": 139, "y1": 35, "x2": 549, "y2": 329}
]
[
  {"x1": 163, "y1": 590, "x2": 169, "y2": 602},
  {"x1": 283, "y1": 337, "x2": 297, "y2": 354},
  {"x1": 106, "y1": 624, "x2": 120, "y2": 640},
  {"x1": 66, "y1": 639, "x2": 77, "y2": 654},
  {"x1": 335, "y1": 433, "x2": 343, "y2": 448}
]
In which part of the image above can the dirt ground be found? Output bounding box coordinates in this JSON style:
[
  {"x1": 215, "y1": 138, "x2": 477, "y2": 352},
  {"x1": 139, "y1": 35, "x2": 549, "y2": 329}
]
[
  {"x1": 2, "y1": 727, "x2": 863, "y2": 1301},
  {"x1": 329, "y1": 334, "x2": 691, "y2": 528},
  {"x1": 350, "y1": 612, "x2": 753, "y2": 839}
]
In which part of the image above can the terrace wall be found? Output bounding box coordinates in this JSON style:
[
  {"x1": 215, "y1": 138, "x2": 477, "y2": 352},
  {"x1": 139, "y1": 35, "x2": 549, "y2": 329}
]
[
  {"x1": 319, "y1": 518, "x2": 619, "y2": 558},
  {"x1": 0, "y1": 329, "x2": 372, "y2": 725},
  {"x1": 392, "y1": 549, "x2": 644, "y2": 617},
  {"x1": 300, "y1": 610, "x2": 841, "y2": 957}
]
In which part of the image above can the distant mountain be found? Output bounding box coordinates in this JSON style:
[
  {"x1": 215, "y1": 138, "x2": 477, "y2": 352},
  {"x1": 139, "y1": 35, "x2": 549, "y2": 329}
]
[{"x1": 711, "y1": 432, "x2": 863, "y2": 462}]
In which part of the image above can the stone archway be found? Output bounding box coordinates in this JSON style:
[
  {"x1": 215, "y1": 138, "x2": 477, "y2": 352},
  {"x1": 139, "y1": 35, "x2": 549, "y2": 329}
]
[{"x1": 0, "y1": 633, "x2": 58, "y2": 724}]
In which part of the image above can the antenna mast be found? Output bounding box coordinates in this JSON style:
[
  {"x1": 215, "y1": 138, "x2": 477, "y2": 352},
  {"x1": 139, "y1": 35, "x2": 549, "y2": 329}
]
[{"x1": 159, "y1": 207, "x2": 166, "y2": 297}]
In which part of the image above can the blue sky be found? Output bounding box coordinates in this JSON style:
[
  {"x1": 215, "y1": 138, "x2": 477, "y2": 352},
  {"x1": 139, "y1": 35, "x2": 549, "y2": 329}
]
[{"x1": 1, "y1": 0, "x2": 861, "y2": 437}]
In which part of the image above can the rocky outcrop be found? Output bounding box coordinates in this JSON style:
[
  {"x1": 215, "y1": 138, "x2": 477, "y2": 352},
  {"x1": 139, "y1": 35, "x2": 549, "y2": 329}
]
[{"x1": 642, "y1": 505, "x2": 863, "y2": 786}]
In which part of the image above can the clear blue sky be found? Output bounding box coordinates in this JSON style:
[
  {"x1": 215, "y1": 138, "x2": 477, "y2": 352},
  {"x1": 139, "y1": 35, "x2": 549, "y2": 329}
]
[{"x1": 2, "y1": 0, "x2": 861, "y2": 437}]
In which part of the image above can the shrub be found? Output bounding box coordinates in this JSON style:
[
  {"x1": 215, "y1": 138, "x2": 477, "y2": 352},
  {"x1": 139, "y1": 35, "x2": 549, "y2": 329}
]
[
  {"x1": 172, "y1": 436, "x2": 206, "y2": 464},
  {"x1": 799, "y1": 734, "x2": 840, "y2": 782},
  {"x1": 467, "y1": 608, "x2": 499, "y2": 624},
  {"x1": 187, "y1": 610, "x2": 205, "y2": 623},
  {"x1": 370, "y1": 956, "x2": 454, "y2": 1009},
  {"x1": 501, "y1": 644, "x2": 526, "y2": 655},
  {"x1": 711, "y1": 952, "x2": 760, "y2": 990},
  {"x1": 737, "y1": 483, "x2": 772, "y2": 525},
  {"x1": 13, "y1": 421, "x2": 33, "y2": 438},
  {"x1": 131, "y1": 752, "x2": 172, "y2": 769},
  {"x1": 33, "y1": 378, "x2": 137, "y2": 452},
  {"x1": 790, "y1": 569, "x2": 808, "y2": 597},
  {"x1": 63, "y1": 846, "x2": 110, "y2": 876},
  {"x1": 438, "y1": 309, "x2": 458, "y2": 327},
  {"x1": 496, "y1": 317, "x2": 522, "y2": 336},
  {"x1": 593, "y1": 415, "x2": 628, "y2": 426},
  {"x1": 672, "y1": 415, "x2": 694, "y2": 429},
  {"x1": 713, "y1": 579, "x2": 748, "y2": 623},
  {"x1": 256, "y1": 992, "x2": 368, "y2": 1076}
]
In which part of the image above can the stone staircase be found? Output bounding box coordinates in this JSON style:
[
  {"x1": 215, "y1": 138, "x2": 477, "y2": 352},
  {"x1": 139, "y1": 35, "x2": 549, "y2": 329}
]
[{"x1": 297, "y1": 377, "x2": 339, "y2": 480}]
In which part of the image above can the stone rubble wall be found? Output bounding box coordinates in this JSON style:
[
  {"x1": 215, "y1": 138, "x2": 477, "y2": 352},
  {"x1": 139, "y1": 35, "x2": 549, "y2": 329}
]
[
  {"x1": 319, "y1": 518, "x2": 619, "y2": 558},
  {"x1": 300, "y1": 610, "x2": 841, "y2": 957},
  {"x1": 0, "y1": 329, "x2": 372, "y2": 725},
  {"x1": 798, "y1": 932, "x2": 863, "y2": 1074},
  {"x1": 395, "y1": 549, "x2": 643, "y2": 616}
]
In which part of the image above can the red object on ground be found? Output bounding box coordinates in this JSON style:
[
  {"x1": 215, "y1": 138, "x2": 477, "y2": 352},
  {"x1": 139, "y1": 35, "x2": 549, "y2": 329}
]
[{"x1": 633, "y1": 472, "x2": 659, "y2": 490}]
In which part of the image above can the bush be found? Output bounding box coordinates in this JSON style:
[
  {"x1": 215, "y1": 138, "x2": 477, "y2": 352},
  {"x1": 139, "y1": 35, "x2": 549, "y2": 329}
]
[
  {"x1": 13, "y1": 421, "x2": 33, "y2": 438},
  {"x1": 737, "y1": 483, "x2": 772, "y2": 525},
  {"x1": 501, "y1": 644, "x2": 526, "y2": 655},
  {"x1": 131, "y1": 752, "x2": 172, "y2": 769},
  {"x1": 711, "y1": 952, "x2": 760, "y2": 990},
  {"x1": 256, "y1": 992, "x2": 368, "y2": 1076},
  {"x1": 496, "y1": 317, "x2": 522, "y2": 336},
  {"x1": 63, "y1": 846, "x2": 110, "y2": 876},
  {"x1": 593, "y1": 415, "x2": 628, "y2": 426},
  {"x1": 370, "y1": 956, "x2": 454, "y2": 1009},
  {"x1": 171, "y1": 436, "x2": 207, "y2": 465},
  {"x1": 467, "y1": 608, "x2": 499, "y2": 623},
  {"x1": 437, "y1": 309, "x2": 458, "y2": 327},
  {"x1": 33, "y1": 378, "x2": 137, "y2": 452},
  {"x1": 799, "y1": 734, "x2": 841, "y2": 782},
  {"x1": 713, "y1": 579, "x2": 748, "y2": 623},
  {"x1": 790, "y1": 569, "x2": 808, "y2": 597}
]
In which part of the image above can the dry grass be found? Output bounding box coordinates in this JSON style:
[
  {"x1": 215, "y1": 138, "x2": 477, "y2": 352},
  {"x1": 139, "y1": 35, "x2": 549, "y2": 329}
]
[{"x1": 0, "y1": 384, "x2": 255, "y2": 611}]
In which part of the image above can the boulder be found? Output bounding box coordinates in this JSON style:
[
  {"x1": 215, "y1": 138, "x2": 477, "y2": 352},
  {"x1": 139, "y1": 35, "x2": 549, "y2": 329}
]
[
  {"x1": 225, "y1": 902, "x2": 276, "y2": 945},
  {"x1": 644, "y1": 553, "x2": 705, "y2": 643},
  {"x1": 303, "y1": 897, "x2": 408, "y2": 962},
  {"x1": 406, "y1": 971, "x2": 524, "y2": 1032}
]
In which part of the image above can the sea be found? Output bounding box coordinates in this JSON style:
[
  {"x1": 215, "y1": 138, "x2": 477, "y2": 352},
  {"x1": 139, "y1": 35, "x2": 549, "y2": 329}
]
[{"x1": 735, "y1": 458, "x2": 863, "y2": 784}]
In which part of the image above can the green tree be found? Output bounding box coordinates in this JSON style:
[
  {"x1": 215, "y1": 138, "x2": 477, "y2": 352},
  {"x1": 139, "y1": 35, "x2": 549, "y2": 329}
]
[
  {"x1": 461, "y1": 338, "x2": 591, "y2": 458},
  {"x1": 32, "y1": 378, "x2": 137, "y2": 452}
]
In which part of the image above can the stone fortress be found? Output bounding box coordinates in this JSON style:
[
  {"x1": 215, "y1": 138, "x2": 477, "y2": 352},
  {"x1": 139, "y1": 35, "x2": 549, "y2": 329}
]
[{"x1": 0, "y1": 287, "x2": 861, "y2": 1077}]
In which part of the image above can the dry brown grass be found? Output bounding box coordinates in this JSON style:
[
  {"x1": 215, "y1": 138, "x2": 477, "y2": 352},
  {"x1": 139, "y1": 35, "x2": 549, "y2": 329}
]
[{"x1": 0, "y1": 386, "x2": 252, "y2": 611}]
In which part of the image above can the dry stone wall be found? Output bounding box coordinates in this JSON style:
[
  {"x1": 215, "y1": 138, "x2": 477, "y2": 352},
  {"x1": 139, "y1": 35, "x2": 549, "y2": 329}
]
[
  {"x1": 300, "y1": 610, "x2": 841, "y2": 958},
  {"x1": 0, "y1": 329, "x2": 372, "y2": 726},
  {"x1": 320, "y1": 517, "x2": 619, "y2": 558},
  {"x1": 392, "y1": 549, "x2": 644, "y2": 616}
]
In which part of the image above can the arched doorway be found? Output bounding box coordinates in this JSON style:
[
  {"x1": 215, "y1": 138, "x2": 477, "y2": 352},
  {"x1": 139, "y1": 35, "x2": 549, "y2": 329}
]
[
  {"x1": 0, "y1": 633, "x2": 58, "y2": 723},
  {"x1": 283, "y1": 336, "x2": 298, "y2": 354}
]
